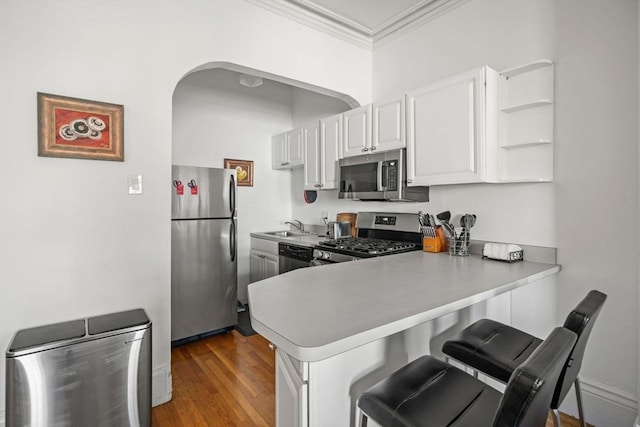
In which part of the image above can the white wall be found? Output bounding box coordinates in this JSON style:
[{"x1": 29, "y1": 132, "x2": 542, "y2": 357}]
[
  {"x1": 0, "y1": 0, "x2": 371, "y2": 418},
  {"x1": 370, "y1": 0, "x2": 638, "y2": 425}
]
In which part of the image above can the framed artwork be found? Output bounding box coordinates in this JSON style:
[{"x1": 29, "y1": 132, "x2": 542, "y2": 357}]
[
  {"x1": 37, "y1": 92, "x2": 124, "y2": 161},
  {"x1": 224, "y1": 158, "x2": 253, "y2": 187}
]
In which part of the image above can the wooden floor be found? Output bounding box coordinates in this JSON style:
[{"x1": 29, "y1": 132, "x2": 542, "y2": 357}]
[{"x1": 152, "y1": 330, "x2": 589, "y2": 427}]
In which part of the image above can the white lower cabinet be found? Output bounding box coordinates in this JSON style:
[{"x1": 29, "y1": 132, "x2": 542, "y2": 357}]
[
  {"x1": 250, "y1": 237, "x2": 279, "y2": 283},
  {"x1": 276, "y1": 350, "x2": 309, "y2": 427}
]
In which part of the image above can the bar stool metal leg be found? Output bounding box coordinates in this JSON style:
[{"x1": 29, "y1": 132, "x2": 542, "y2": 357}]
[
  {"x1": 575, "y1": 377, "x2": 587, "y2": 427},
  {"x1": 360, "y1": 412, "x2": 368, "y2": 427},
  {"x1": 552, "y1": 409, "x2": 562, "y2": 427}
]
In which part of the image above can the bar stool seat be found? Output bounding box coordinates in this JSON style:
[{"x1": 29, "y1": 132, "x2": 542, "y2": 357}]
[
  {"x1": 442, "y1": 318, "x2": 543, "y2": 383},
  {"x1": 442, "y1": 290, "x2": 606, "y2": 427},
  {"x1": 358, "y1": 327, "x2": 577, "y2": 427}
]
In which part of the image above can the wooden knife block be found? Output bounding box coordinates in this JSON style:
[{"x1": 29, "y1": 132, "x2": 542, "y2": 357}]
[{"x1": 423, "y1": 226, "x2": 448, "y2": 253}]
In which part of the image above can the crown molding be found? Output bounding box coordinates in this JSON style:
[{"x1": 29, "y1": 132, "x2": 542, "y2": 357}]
[
  {"x1": 245, "y1": 0, "x2": 372, "y2": 49},
  {"x1": 245, "y1": 0, "x2": 470, "y2": 50}
]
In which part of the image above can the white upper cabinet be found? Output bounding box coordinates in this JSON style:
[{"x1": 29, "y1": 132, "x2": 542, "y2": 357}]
[
  {"x1": 304, "y1": 115, "x2": 341, "y2": 190},
  {"x1": 272, "y1": 132, "x2": 288, "y2": 170},
  {"x1": 272, "y1": 128, "x2": 305, "y2": 170},
  {"x1": 372, "y1": 96, "x2": 406, "y2": 152},
  {"x1": 320, "y1": 113, "x2": 342, "y2": 189},
  {"x1": 341, "y1": 104, "x2": 372, "y2": 157},
  {"x1": 303, "y1": 121, "x2": 321, "y2": 189},
  {"x1": 406, "y1": 67, "x2": 497, "y2": 186}
]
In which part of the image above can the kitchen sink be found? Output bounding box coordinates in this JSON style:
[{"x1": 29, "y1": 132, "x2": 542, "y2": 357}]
[{"x1": 264, "y1": 230, "x2": 309, "y2": 237}]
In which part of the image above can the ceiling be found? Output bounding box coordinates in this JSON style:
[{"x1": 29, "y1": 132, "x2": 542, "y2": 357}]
[{"x1": 249, "y1": 0, "x2": 467, "y2": 48}]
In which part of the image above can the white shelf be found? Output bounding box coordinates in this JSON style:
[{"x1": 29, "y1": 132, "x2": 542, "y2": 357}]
[
  {"x1": 501, "y1": 139, "x2": 552, "y2": 149},
  {"x1": 501, "y1": 99, "x2": 552, "y2": 113},
  {"x1": 500, "y1": 59, "x2": 553, "y2": 78}
]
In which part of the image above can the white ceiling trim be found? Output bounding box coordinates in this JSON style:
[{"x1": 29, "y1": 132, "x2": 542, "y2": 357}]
[
  {"x1": 245, "y1": 0, "x2": 470, "y2": 50},
  {"x1": 245, "y1": 0, "x2": 372, "y2": 49}
]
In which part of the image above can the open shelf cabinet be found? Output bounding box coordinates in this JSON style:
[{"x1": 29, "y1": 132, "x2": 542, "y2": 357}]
[{"x1": 497, "y1": 59, "x2": 554, "y2": 182}]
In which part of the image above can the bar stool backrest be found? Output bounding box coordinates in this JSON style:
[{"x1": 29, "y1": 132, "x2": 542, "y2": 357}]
[
  {"x1": 493, "y1": 327, "x2": 577, "y2": 427},
  {"x1": 552, "y1": 290, "x2": 607, "y2": 407}
]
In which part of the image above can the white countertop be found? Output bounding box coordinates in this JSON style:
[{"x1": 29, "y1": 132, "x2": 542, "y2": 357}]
[
  {"x1": 250, "y1": 231, "x2": 326, "y2": 247},
  {"x1": 248, "y1": 251, "x2": 560, "y2": 362}
]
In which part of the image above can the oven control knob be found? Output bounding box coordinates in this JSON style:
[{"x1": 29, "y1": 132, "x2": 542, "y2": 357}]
[
  {"x1": 315, "y1": 250, "x2": 323, "y2": 258},
  {"x1": 323, "y1": 252, "x2": 330, "y2": 259}
]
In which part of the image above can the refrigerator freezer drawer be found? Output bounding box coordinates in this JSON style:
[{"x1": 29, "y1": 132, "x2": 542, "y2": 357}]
[{"x1": 6, "y1": 309, "x2": 151, "y2": 427}]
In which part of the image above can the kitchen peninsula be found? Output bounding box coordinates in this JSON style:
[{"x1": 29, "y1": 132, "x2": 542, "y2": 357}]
[{"x1": 248, "y1": 250, "x2": 560, "y2": 427}]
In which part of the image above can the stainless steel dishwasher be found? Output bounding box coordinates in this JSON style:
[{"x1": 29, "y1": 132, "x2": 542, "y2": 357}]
[
  {"x1": 5, "y1": 308, "x2": 152, "y2": 427},
  {"x1": 278, "y1": 242, "x2": 314, "y2": 273}
]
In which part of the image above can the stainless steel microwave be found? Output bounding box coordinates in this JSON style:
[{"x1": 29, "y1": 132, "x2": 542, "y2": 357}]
[{"x1": 338, "y1": 149, "x2": 429, "y2": 202}]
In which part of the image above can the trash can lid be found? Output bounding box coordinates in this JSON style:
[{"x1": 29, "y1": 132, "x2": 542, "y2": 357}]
[
  {"x1": 88, "y1": 308, "x2": 150, "y2": 335},
  {"x1": 7, "y1": 319, "x2": 86, "y2": 353}
]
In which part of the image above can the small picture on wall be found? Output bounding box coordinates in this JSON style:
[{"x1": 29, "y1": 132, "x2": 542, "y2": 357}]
[
  {"x1": 224, "y1": 158, "x2": 253, "y2": 187},
  {"x1": 37, "y1": 92, "x2": 124, "y2": 161}
]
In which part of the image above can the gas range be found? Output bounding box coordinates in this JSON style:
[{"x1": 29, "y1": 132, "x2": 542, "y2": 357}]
[{"x1": 312, "y1": 212, "x2": 422, "y2": 264}]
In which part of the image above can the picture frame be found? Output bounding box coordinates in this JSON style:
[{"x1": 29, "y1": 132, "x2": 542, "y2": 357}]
[
  {"x1": 37, "y1": 92, "x2": 124, "y2": 161},
  {"x1": 224, "y1": 158, "x2": 253, "y2": 187}
]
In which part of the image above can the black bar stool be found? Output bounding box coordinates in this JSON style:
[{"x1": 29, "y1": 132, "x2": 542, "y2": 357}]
[
  {"x1": 442, "y1": 290, "x2": 606, "y2": 427},
  {"x1": 357, "y1": 327, "x2": 576, "y2": 427}
]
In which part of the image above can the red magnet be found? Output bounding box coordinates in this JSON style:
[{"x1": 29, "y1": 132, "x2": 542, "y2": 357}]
[
  {"x1": 187, "y1": 179, "x2": 198, "y2": 195},
  {"x1": 173, "y1": 180, "x2": 184, "y2": 195}
]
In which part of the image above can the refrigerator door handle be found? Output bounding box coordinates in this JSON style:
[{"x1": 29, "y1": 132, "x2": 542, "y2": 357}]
[
  {"x1": 230, "y1": 219, "x2": 236, "y2": 262},
  {"x1": 229, "y1": 174, "x2": 236, "y2": 216}
]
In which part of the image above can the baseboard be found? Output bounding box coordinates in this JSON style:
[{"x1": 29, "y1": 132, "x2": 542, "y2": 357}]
[
  {"x1": 153, "y1": 365, "x2": 173, "y2": 407},
  {"x1": 560, "y1": 376, "x2": 637, "y2": 426}
]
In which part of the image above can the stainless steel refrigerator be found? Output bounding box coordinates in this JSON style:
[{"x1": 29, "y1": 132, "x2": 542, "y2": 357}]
[{"x1": 171, "y1": 165, "x2": 237, "y2": 342}]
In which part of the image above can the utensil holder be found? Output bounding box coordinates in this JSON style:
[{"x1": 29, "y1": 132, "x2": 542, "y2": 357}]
[{"x1": 448, "y1": 228, "x2": 470, "y2": 256}]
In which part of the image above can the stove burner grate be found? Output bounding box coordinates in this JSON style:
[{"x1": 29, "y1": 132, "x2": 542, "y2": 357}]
[{"x1": 318, "y1": 237, "x2": 417, "y2": 256}]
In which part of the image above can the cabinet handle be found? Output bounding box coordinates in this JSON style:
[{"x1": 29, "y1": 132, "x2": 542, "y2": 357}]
[
  {"x1": 371, "y1": 146, "x2": 377, "y2": 151},
  {"x1": 268, "y1": 343, "x2": 276, "y2": 351},
  {"x1": 362, "y1": 147, "x2": 369, "y2": 152},
  {"x1": 314, "y1": 184, "x2": 321, "y2": 188},
  {"x1": 407, "y1": 179, "x2": 413, "y2": 184}
]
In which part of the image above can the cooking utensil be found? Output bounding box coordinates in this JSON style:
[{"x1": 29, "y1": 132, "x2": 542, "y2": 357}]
[{"x1": 437, "y1": 211, "x2": 455, "y2": 237}]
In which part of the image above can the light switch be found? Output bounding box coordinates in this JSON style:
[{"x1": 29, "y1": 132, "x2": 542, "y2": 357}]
[{"x1": 128, "y1": 174, "x2": 143, "y2": 195}]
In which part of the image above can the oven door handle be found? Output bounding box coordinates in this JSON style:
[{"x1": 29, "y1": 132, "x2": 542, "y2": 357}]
[{"x1": 377, "y1": 161, "x2": 386, "y2": 191}]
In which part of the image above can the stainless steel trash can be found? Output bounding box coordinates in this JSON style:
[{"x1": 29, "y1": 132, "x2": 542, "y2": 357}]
[{"x1": 6, "y1": 309, "x2": 151, "y2": 427}]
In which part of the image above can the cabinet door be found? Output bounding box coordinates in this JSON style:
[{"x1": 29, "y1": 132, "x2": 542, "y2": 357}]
[
  {"x1": 249, "y1": 249, "x2": 265, "y2": 283},
  {"x1": 276, "y1": 350, "x2": 308, "y2": 427},
  {"x1": 319, "y1": 114, "x2": 341, "y2": 189},
  {"x1": 303, "y1": 123, "x2": 321, "y2": 190},
  {"x1": 406, "y1": 67, "x2": 487, "y2": 185},
  {"x1": 272, "y1": 132, "x2": 288, "y2": 170},
  {"x1": 342, "y1": 104, "x2": 372, "y2": 158},
  {"x1": 372, "y1": 97, "x2": 405, "y2": 152},
  {"x1": 264, "y1": 253, "x2": 279, "y2": 280},
  {"x1": 288, "y1": 128, "x2": 304, "y2": 168}
]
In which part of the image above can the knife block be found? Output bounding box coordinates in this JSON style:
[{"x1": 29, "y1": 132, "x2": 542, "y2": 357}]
[{"x1": 423, "y1": 226, "x2": 448, "y2": 253}]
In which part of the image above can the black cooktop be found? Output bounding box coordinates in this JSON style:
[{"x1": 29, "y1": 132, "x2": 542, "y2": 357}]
[{"x1": 317, "y1": 237, "x2": 418, "y2": 257}]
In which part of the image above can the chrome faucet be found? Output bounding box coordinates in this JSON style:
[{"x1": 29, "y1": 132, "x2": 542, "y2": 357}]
[{"x1": 285, "y1": 220, "x2": 305, "y2": 232}]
